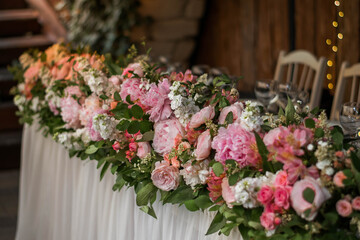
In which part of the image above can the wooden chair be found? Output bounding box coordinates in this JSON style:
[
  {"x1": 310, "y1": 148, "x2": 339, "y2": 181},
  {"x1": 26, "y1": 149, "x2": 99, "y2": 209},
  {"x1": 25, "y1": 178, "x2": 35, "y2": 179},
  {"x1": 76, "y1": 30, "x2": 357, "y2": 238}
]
[
  {"x1": 274, "y1": 50, "x2": 327, "y2": 110},
  {"x1": 330, "y1": 62, "x2": 360, "y2": 120}
]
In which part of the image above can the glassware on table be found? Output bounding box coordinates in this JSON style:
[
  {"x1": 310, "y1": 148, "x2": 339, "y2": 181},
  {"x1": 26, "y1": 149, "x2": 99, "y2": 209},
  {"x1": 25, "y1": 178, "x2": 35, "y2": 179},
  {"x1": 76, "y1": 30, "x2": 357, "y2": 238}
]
[
  {"x1": 340, "y1": 102, "x2": 360, "y2": 138},
  {"x1": 254, "y1": 80, "x2": 278, "y2": 110}
]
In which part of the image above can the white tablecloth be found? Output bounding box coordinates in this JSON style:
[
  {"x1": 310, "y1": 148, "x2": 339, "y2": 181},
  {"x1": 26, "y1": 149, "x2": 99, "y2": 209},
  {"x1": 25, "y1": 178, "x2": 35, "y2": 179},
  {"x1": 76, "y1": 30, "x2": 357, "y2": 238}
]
[{"x1": 15, "y1": 123, "x2": 242, "y2": 240}]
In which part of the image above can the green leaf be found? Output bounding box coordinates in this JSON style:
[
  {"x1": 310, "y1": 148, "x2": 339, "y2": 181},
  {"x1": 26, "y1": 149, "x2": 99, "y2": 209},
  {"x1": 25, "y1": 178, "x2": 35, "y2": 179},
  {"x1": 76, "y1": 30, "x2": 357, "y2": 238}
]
[
  {"x1": 332, "y1": 131, "x2": 343, "y2": 148},
  {"x1": 140, "y1": 206, "x2": 157, "y2": 219},
  {"x1": 185, "y1": 199, "x2": 199, "y2": 211},
  {"x1": 212, "y1": 162, "x2": 224, "y2": 177},
  {"x1": 139, "y1": 120, "x2": 153, "y2": 134},
  {"x1": 220, "y1": 223, "x2": 238, "y2": 236},
  {"x1": 351, "y1": 151, "x2": 360, "y2": 172},
  {"x1": 112, "y1": 176, "x2": 126, "y2": 191},
  {"x1": 163, "y1": 185, "x2": 194, "y2": 204},
  {"x1": 278, "y1": 107, "x2": 285, "y2": 116},
  {"x1": 228, "y1": 172, "x2": 240, "y2": 186},
  {"x1": 127, "y1": 121, "x2": 140, "y2": 134},
  {"x1": 310, "y1": 107, "x2": 320, "y2": 115},
  {"x1": 303, "y1": 208, "x2": 312, "y2": 218},
  {"x1": 238, "y1": 225, "x2": 251, "y2": 240},
  {"x1": 248, "y1": 221, "x2": 262, "y2": 230},
  {"x1": 136, "y1": 131, "x2": 154, "y2": 142},
  {"x1": 111, "y1": 165, "x2": 119, "y2": 174},
  {"x1": 225, "y1": 111, "x2": 234, "y2": 124},
  {"x1": 85, "y1": 145, "x2": 98, "y2": 154},
  {"x1": 314, "y1": 128, "x2": 325, "y2": 138},
  {"x1": 136, "y1": 182, "x2": 157, "y2": 206},
  {"x1": 99, "y1": 94, "x2": 109, "y2": 100},
  {"x1": 194, "y1": 195, "x2": 213, "y2": 209},
  {"x1": 100, "y1": 162, "x2": 110, "y2": 181},
  {"x1": 116, "y1": 119, "x2": 130, "y2": 131},
  {"x1": 305, "y1": 118, "x2": 315, "y2": 128},
  {"x1": 254, "y1": 131, "x2": 273, "y2": 172},
  {"x1": 131, "y1": 104, "x2": 144, "y2": 119},
  {"x1": 126, "y1": 95, "x2": 134, "y2": 105},
  {"x1": 285, "y1": 97, "x2": 295, "y2": 123},
  {"x1": 206, "y1": 212, "x2": 227, "y2": 235},
  {"x1": 303, "y1": 187, "x2": 315, "y2": 204},
  {"x1": 114, "y1": 91, "x2": 121, "y2": 101},
  {"x1": 40, "y1": 52, "x2": 47, "y2": 62}
]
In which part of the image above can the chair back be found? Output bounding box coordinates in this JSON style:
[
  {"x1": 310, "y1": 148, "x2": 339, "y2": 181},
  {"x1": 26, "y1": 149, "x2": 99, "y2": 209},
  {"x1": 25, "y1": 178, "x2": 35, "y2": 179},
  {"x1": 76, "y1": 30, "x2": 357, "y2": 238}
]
[
  {"x1": 274, "y1": 50, "x2": 327, "y2": 109},
  {"x1": 330, "y1": 62, "x2": 360, "y2": 120}
]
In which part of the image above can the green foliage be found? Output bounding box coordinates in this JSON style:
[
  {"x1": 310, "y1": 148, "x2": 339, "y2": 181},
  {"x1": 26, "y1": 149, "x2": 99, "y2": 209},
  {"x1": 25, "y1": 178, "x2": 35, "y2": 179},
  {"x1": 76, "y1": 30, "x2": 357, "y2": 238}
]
[{"x1": 303, "y1": 187, "x2": 315, "y2": 204}]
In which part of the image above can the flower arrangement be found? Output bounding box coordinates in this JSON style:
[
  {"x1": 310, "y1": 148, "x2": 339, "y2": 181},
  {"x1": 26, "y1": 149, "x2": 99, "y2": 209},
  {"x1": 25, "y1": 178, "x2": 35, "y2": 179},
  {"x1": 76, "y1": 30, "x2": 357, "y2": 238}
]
[{"x1": 11, "y1": 43, "x2": 360, "y2": 239}]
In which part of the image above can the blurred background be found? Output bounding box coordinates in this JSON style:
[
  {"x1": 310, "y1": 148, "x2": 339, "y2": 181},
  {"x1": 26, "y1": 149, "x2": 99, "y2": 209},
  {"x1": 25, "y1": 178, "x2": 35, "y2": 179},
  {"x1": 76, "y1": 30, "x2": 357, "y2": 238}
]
[{"x1": 0, "y1": 0, "x2": 359, "y2": 172}]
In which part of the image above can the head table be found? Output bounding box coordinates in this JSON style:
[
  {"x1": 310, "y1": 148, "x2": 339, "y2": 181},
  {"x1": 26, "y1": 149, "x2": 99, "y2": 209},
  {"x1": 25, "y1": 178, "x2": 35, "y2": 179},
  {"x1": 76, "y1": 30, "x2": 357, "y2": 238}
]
[{"x1": 15, "y1": 122, "x2": 242, "y2": 240}]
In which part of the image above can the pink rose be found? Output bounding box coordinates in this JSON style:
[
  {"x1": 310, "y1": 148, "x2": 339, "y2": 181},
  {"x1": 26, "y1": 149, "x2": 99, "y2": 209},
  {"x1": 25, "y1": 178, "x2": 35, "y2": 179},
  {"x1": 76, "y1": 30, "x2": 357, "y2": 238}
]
[
  {"x1": 151, "y1": 161, "x2": 180, "y2": 191},
  {"x1": 336, "y1": 199, "x2": 353, "y2": 217},
  {"x1": 293, "y1": 125, "x2": 313, "y2": 147},
  {"x1": 352, "y1": 197, "x2": 360, "y2": 211},
  {"x1": 221, "y1": 177, "x2": 236, "y2": 207},
  {"x1": 218, "y1": 102, "x2": 243, "y2": 125},
  {"x1": 122, "y1": 63, "x2": 144, "y2": 78},
  {"x1": 257, "y1": 185, "x2": 274, "y2": 205},
  {"x1": 112, "y1": 141, "x2": 121, "y2": 151},
  {"x1": 79, "y1": 95, "x2": 103, "y2": 126},
  {"x1": 333, "y1": 171, "x2": 347, "y2": 187},
  {"x1": 137, "y1": 142, "x2": 151, "y2": 159},
  {"x1": 274, "y1": 187, "x2": 291, "y2": 209},
  {"x1": 188, "y1": 106, "x2": 215, "y2": 129},
  {"x1": 195, "y1": 130, "x2": 212, "y2": 160},
  {"x1": 260, "y1": 211, "x2": 276, "y2": 230},
  {"x1": 290, "y1": 177, "x2": 331, "y2": 221},
  {"x1": 152, "y1": 118, "x2": 184, "y2": 156},
  {"x1": 274, "y1": 171, "x2": 289, "y2": 187}
]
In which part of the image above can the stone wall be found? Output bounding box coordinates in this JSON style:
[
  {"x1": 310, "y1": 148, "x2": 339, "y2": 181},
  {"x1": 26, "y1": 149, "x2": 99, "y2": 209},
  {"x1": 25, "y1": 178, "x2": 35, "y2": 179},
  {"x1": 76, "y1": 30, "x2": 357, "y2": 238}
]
[{"x1": 131, "y1": 0, "x2": 206, "y2": 64}]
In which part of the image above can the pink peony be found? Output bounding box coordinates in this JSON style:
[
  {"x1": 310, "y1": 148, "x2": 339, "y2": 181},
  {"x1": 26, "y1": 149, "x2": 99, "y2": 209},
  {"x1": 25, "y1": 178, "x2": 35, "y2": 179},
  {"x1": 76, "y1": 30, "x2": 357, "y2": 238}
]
[
  {"x1": 290, "y1": 177, "x2": 331, "y2": 221},
  {"x1": 64, "y1": 85, "x2": 83, "y2": 98},
  {"x1": 274, "y1": 186, "x2": 291, "y2": 209},
  {"x1": 151, "y1": 161, "x2": 180, "y2": 191},
  {"x1": 195, "y1": 130, "x2": 212, "y2": 160},
  {"x1": 336, "y1": 199, "x2": 353, "y2": 217},
  {"x1": 137, "y1": 142, "x2": 151, "y2": 159},
  {"x1": 218, "y1": 102, "x2": 243, "y2": 125},
  {"x1": 260, "y1": 211, "x2": 276, "y2": 230},
  {"x1": 60, "y1": 96, "x2": 82, "y2": 129},
  {"x1": 352, "y1": 197, "x2": 360, "y2": 211},
  {"x1": 120, "y1": 78, "x2": 145, "y2": 102},
  {"x1": 221, "y1": 177, "x2": 236, "y2": 207},
  {"x1": 333, "y1": 171, "x2": 347, "y2": 187},
  {"x1": 141, "y1": 79, "x2": 172, "y2": 122},
  {"x1": 188, "y1": 106, "x2": 215, "y2": 129},
  {"x1": 257, "y1": 185, "x2": 274, "y2": 205},
  {"x1": 211, "y1": 123, "x2": 260, "y2": 168},
  {"x1": 152, "y1": 118, "x2": 185, "y2": 156}
]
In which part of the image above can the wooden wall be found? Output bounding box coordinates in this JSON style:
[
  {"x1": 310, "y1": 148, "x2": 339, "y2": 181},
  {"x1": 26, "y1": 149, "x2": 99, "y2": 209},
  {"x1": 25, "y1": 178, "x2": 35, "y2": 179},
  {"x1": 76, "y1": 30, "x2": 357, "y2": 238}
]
[{"x1": 194, "y1": 0, "x2": 360, "y2": 93}]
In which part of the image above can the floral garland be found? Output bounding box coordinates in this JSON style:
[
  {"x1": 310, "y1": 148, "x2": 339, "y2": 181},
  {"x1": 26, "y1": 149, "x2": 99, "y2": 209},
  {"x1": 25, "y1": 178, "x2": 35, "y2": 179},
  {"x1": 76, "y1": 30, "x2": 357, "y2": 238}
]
[{"x1": 10, "y1": 43, "x2": 360, "y2": 240}]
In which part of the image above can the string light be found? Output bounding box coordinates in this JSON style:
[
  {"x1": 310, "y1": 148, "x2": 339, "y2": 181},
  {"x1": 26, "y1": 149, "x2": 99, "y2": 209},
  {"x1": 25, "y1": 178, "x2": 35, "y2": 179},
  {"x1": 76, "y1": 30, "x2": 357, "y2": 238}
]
[{"x1": 325, "y1": 0, "x2": 344, "y2": 91}]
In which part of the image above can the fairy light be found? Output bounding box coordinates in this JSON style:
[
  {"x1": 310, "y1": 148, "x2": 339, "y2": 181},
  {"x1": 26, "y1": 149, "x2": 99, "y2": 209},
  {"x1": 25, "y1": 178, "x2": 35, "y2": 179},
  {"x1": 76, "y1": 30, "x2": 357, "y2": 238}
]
[{"x1": 326, "y1": 0, "x2": 344, "y2": 91}]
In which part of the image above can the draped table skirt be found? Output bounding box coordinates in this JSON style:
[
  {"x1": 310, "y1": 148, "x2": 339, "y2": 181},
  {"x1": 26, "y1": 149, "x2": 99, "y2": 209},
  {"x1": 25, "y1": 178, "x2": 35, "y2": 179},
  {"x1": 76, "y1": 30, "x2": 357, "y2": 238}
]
[{"x1": 15, "y1": 123, "x2": 242, "y2": 240}]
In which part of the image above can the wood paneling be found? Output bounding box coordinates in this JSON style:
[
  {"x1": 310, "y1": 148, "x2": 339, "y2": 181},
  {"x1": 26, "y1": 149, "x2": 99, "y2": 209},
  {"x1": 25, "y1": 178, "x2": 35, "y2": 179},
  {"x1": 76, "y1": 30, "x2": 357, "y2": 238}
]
[{"x1": 195, "y1": 0, "x2": 360, "y2": 93}]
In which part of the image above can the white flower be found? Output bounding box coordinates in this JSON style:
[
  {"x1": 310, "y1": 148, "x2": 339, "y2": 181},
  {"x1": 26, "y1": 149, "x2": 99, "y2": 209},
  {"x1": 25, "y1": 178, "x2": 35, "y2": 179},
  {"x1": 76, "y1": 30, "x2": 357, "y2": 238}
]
[
  {"x1": 234, "y1": 176, "x2": 265, "y2": 208},
  {"x1": 307, "y1": 144, "x2": 314, "y2": 151},
  {"x1": 240, "y1": 101, "x2": 263, "y2": 132},
  {"x1": 14, "y1": 95, "x2": 26, "y2": 111},
  {"x1": 92, "y1": 113, "x2": 119, "y2": 140},
  {"x1": 180, "y1": 160, "x2": 210, "y2": 189},
  {"x1": 316, "y1": 159, "x2": 331, "y2": 170}
]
